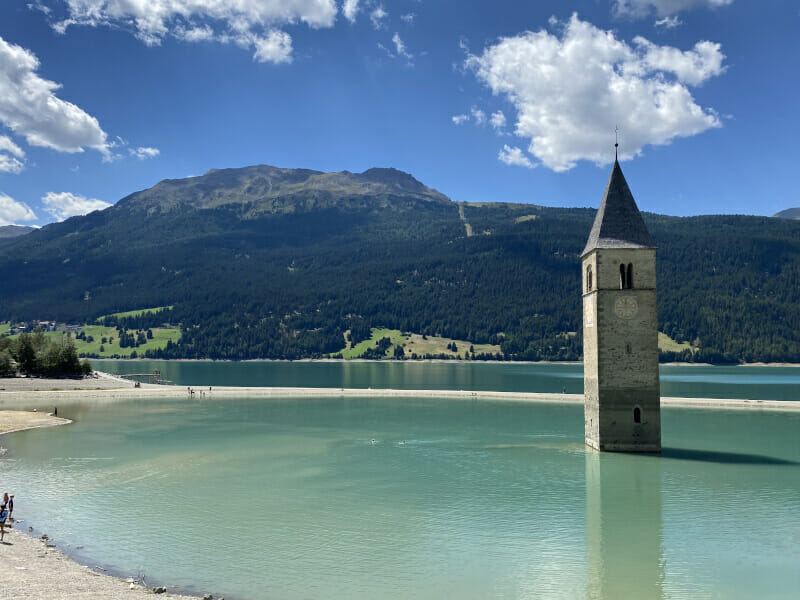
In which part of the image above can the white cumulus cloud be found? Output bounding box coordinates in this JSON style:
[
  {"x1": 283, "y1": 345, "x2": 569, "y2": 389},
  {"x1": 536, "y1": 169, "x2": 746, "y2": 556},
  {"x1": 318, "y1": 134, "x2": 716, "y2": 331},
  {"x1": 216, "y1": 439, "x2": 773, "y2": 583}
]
[
  {"x1": 130, "y1": 146, "x2": 160, "y2": 160},
  {"x1": 343, "y1": 0, "x2": 360, "y2": 23},
  {"x1": 498, "y1": 145, "x2": 534, "y2": 169},
  {"x1": 613, "y1": 0, "x2": 733, "y2": 17},
  {"x1": 252, "y1": 30, "x2": 293, "y2": 64},
  {"x1": 0, "y1": 135, "x2": 25, "y2": 173},
  {"x1": 465, "y1": 14, "x2": 725, "y2": 171},
  {"x1": 401, "y1": 13, "x2": 416, "y2": 24},
  {"x1": 42, "y1": 191, "x2": 111, "y2": 221},
  {"x1": 452, "y1": 114, "x2": 469, "y2": 125},
  {"x1": 0, "y1": 36, "x2": 108, "y2": 156},
  {"x1": 42, "y1": 0, "x2": 340, "y2": 64},
  {"x1": 0, "y1": 192, "x2": 37, "y2": 225}
]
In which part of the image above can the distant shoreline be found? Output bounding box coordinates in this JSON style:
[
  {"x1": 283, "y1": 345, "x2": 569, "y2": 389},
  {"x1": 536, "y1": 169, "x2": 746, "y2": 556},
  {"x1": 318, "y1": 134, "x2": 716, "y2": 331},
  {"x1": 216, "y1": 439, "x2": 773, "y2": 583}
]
[
  {"x1": 1, "y1": 373, "x2": 798, "y2": 412},
  {"x1": 89, "y1": 357, "x2": 800, "y2": 367}
]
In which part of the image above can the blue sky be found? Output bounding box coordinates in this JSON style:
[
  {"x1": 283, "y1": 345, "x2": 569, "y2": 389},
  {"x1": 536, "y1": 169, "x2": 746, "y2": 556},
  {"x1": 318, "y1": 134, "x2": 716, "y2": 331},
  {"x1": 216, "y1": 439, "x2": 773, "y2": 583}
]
[{"x1": 0, "y1": 0, "x2": 798, "y2": 226}]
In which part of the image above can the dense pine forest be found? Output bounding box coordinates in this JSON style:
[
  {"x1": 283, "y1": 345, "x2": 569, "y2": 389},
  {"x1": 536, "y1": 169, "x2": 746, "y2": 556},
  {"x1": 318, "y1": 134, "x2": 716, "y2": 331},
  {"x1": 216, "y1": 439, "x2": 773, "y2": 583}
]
[{"x1": 1, "y1": 165, "x2": 798, "y2": 363}]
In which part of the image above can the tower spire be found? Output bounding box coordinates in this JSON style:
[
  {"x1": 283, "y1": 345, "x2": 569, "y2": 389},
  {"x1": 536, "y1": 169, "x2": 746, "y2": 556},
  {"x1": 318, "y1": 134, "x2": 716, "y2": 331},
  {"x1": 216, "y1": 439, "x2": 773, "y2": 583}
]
[{"x1": 614, "y1": 126, "x2": 619, "y2": 161}]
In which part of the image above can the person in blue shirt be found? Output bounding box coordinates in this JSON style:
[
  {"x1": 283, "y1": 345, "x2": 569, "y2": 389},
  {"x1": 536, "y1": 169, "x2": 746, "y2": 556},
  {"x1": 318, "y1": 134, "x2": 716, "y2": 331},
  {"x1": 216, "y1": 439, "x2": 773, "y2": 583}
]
[{"x1": 0, "y1": 504, "x2": 8, "y2": 542}]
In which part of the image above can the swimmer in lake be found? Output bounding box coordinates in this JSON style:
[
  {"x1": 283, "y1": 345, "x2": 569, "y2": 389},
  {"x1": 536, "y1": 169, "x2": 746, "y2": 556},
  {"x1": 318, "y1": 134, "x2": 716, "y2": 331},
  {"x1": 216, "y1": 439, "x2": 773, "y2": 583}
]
[{"x1": 371, "y1": 439, "x2": 376, "y2": 445}]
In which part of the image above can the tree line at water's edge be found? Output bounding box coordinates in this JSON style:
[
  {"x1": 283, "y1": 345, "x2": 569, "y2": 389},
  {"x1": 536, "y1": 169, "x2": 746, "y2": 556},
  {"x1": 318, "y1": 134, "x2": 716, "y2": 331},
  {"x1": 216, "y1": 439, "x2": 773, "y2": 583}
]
[
  {"x1": 1, "y1": 169, "x2": 799, "y2": 364},
  {"x1": 0, "y1": 332, "x2": 91, "y2": 377}
]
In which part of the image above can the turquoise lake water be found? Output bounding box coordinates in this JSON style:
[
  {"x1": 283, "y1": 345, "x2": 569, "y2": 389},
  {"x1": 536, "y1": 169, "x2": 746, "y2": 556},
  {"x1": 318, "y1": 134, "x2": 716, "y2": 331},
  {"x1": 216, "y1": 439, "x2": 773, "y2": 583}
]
[
  {"x1": 94, "y1": 359, "x2": 800, "y2": 401},
  {"x1": 2, "y1": 363, "x2": 800, "y2": 599}
]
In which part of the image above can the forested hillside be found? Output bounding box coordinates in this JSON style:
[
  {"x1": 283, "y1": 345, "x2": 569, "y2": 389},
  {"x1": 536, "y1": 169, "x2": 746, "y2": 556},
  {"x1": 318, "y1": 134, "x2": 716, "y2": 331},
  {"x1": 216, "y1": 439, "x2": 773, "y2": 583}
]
[{"x1": 1, "y1": 165, "x2": 799, "y2": 363}]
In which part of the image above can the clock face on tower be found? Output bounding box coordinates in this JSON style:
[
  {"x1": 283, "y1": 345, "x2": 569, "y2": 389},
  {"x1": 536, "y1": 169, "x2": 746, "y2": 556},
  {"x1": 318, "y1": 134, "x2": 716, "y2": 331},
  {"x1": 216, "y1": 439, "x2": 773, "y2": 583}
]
[{"x1": 614, "y1": 296, "x2": 639, "y2": 320}]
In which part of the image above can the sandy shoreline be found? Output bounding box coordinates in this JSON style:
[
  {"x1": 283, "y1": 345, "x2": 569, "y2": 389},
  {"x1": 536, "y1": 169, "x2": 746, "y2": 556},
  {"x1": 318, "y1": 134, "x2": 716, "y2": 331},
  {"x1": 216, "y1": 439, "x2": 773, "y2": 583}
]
[
  {"x1": 0, "y1": 527, "x2": 199, "y2": 599},
  {"x1": 0, "y1": 410, "x2": 72, "y2": 436}
]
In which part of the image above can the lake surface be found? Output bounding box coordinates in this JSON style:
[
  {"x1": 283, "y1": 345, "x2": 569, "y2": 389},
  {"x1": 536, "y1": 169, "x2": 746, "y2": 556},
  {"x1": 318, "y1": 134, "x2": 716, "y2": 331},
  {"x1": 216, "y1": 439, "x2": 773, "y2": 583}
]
[
  {"x1": 95, "y1": 359, "x2": 800, "y2": 401},
  {"x1": 2, "y1": 394, "x2": 799, "y2": 600}
]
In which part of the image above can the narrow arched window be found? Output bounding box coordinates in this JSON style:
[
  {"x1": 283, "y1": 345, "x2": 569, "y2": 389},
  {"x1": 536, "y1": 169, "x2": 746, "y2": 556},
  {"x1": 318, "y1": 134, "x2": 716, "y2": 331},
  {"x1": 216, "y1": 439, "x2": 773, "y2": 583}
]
[
  {"x1": 626, "y1": 343, "x2": 632, "y2": 354},
  {"x1": 633, "y1": 407, "x2": 642, "y2": 424},
  {"x1": 627, "y1": 263, "x2": 634, "y2": 289},
  {"x1": 586, "y1": 265, "x2": 593, "y2": 292},
  {"x1": 620, "y1": 264, "x2": 626, "y2": 289}
]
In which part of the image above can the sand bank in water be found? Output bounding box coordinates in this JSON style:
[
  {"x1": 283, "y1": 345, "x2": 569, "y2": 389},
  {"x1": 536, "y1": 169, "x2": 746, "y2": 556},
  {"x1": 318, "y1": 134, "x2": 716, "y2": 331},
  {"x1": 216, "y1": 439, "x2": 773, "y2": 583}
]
[
  {"x1": 0, "y1": 410, "x2": 71, "y2": 436},
  {"x1": 0, "y1": 374, "x2": 798, "y2": 411}
]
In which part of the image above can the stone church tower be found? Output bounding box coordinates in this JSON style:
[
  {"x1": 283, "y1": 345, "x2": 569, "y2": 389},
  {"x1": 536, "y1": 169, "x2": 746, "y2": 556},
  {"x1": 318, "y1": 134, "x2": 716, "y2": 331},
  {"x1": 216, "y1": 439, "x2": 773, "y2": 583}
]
[{"x1": 582, "y1": 159, "x2": 661, "y2": 452}]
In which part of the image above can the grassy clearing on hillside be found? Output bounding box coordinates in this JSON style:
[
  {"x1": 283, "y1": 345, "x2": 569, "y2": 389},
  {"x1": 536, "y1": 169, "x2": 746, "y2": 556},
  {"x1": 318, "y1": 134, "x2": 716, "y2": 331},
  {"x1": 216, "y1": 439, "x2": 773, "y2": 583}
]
[
  {"x1": 7, "y1": 327, "x2": 181, "y2": 358},
  {"x1": 337, "y1": 328, "x2": 501, "y2": 359},
  {"x1": 340, "y1": 328, "x2": 408, "y2": 359},
  {"x1": 76, "y1": 325, "x2": 181, "y2": 357},
  {"x1": 98, "y1": 306, "x2": 173, "y2": 321},
  {"x1": 0, "y1": 323, "x2": 9, "y2": 336},
  {"x1": 658, "y1": 332, "x2": 696, "y2": 353},
  {"x1": 514, "y1": 215, "x2": 538, "y2": 223},
  {"x1": 404, "y1": 334, "x2": 501, "y2": 358}
]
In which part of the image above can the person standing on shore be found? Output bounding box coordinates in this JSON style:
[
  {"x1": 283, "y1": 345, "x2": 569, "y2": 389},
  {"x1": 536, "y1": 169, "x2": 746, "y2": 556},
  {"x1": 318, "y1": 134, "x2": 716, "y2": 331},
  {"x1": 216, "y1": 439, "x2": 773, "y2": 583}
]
[{"x1": 0, "y1": 504, "x2": 8, "y2": 542}]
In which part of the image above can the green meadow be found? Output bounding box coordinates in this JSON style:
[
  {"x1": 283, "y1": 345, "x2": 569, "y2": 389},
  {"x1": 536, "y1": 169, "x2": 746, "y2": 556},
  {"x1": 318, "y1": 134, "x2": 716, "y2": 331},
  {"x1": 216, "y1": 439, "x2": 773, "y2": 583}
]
[
  {"x1": 97, "y1": 306, "x2": 173, "y2": 322},
  {"x1": 338, "y1": 328, "x2": 502, "y2": 359}
]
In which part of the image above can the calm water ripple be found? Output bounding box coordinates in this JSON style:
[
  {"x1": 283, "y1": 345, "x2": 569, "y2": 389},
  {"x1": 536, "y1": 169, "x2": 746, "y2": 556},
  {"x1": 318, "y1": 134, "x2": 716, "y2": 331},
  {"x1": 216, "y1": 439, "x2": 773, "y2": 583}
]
[{"x1": 1, "y1": 392, "x2": 799, "y2": 599}]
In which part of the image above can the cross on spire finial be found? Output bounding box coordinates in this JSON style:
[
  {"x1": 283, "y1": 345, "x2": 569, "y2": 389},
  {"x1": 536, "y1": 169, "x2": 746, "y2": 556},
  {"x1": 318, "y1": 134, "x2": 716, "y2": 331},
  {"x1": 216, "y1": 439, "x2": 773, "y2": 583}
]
[{"x1": 614, "y1": 126, "x2": 619, "y2": 160}]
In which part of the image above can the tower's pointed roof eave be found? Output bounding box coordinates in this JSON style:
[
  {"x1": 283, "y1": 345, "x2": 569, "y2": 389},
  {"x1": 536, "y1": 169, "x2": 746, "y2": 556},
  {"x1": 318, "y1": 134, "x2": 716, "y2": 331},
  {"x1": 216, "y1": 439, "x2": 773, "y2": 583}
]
[{"x1": 582, "y1": 160, "x2": 655, "y2": 256}]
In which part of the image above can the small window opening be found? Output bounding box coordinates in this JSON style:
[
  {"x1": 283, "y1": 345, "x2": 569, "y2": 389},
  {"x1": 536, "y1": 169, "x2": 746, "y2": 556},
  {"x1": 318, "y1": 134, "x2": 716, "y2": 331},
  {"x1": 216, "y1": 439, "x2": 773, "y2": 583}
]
[
  {"x1": 626, "y1": 343, "x2": 632, "y2": 354},
  {"x1": 633, "y1": 407, "x2": 642, "y2": 424},
  {"x1": 586, "y1": 265, "x2": 593, "y2": 292},
  {"x1": 620, "y1": 263, "x2": 634, "y2": 289}
]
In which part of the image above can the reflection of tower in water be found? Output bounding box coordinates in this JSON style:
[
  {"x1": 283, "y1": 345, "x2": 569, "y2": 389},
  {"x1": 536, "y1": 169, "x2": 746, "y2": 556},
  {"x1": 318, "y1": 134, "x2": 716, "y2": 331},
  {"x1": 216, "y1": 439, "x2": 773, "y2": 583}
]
[{"x1": 585, "y1": 452, "x2": 665, "y2": 600}]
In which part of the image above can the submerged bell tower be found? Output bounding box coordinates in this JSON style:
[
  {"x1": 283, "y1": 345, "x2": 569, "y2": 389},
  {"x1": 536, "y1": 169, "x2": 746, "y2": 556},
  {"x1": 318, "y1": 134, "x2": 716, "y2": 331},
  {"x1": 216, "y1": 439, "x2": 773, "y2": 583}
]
[{"x1": 582, "y1": 152, "x2": 661, "y2": 452}]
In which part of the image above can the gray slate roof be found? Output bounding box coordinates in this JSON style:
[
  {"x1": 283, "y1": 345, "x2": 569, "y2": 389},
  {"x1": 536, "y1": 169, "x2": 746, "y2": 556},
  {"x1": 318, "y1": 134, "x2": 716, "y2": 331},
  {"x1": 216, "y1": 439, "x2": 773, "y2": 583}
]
[{"x1": 582, "y1": 160, "x2": 655, "y2": 256}]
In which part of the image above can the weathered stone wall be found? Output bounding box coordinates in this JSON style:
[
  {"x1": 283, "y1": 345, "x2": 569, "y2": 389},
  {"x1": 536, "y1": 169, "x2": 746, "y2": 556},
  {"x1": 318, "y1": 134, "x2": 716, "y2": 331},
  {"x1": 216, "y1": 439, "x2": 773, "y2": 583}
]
[{"x1": 583, "y1": 248, "x2": 661, "y2": 452}]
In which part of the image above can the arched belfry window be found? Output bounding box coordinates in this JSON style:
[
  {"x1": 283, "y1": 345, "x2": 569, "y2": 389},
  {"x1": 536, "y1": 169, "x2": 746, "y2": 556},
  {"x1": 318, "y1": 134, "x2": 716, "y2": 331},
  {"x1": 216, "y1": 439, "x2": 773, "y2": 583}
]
[
  {"x1": 620, "y1": 263, "x2": 634, "y2": 289},
  {"x1": 586, "y1": 265, "x2": 593, "y2": 292},
  {"x1": 633, "y1": 406, "x2": 642, "y2": 424}
]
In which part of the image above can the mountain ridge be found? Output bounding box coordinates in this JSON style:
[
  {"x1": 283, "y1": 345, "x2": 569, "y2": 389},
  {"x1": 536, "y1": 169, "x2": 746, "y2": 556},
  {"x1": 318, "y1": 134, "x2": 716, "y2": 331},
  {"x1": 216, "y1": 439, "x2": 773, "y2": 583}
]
[
  {"x1": 116, "y1": 165, "x2": 450, "y2": 216},
  {"x1": 773, "y1": 207, "x2": 800, "y2": 219},
  {"x1": 1, "y1": 163, "x2": 799, "y2": 363},
  {"x1": 0, "y1": 225, "x2": 35, "y2": 238}
]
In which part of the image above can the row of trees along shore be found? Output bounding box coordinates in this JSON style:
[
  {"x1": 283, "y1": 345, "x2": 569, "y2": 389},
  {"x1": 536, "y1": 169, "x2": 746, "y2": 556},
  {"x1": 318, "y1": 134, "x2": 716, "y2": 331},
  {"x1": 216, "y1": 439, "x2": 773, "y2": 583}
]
[{"x1": 0, "y1": 332, "x2": 91, "y2": 377}]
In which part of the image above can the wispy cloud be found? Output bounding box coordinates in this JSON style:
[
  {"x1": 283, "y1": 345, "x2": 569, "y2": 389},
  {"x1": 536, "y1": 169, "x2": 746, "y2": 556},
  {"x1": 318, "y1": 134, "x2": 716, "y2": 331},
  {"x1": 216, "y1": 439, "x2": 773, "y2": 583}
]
[
  {"x1": 0, "y1": 135, "x2": 25, "y2": 173},
  {"x1": 613, "y1": 0, "x2": 733, "y2": 18},
  {"x1": 655, "y1": 15, "x2": 683, "y2": 28},
  {"x1": 37, "y1": 0, "x2": 341, "y2": 64},
  {"x1": 343, "y1": 0, "x2": 361, "y2": 23},
  {"x1": 498, "y1": 145, "x2": 534, "y2": 169},
  {"x1": 130, "y1": 146, "x2": 160, "y2": 160},
  {"x1": 370, "y1": 5, "x2": 388, "y2": 30}
]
